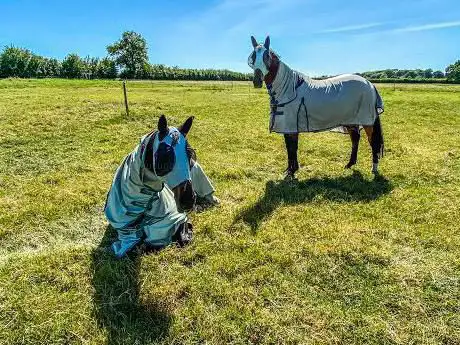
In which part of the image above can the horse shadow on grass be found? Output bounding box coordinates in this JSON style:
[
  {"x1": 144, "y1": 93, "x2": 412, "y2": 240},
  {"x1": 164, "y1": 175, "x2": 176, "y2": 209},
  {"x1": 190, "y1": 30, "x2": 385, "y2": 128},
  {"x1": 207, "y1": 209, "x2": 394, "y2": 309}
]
[
  {"x1": 235, "y1": 171, "x2": 392, "y2": 233},
  {"x1": 91, "y1": 225, "x2": 171, "y2": 345}
]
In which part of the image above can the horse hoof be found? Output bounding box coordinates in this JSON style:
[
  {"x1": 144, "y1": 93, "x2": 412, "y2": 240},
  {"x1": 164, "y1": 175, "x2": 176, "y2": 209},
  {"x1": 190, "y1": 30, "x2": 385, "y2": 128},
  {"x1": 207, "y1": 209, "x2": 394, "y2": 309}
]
[
  {"x1": 345, "y1": 162, "x2": 355, "y2": 169},
  {"x1": 372, "y1": 163, "x2": 379, "y2": 175},
  {"x1": 284, "y1": 173, "x2": 297, "y2": 181}
]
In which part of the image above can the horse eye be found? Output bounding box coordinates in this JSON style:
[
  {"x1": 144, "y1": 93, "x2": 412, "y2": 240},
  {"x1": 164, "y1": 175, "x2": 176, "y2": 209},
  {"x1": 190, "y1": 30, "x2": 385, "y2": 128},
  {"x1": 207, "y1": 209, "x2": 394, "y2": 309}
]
[
  {"x1": 263, "y1": 50, "x2": 270, "y2": 64},
  {"x1": 251, "y1": 52, "x2": 256, "y2": 63}
]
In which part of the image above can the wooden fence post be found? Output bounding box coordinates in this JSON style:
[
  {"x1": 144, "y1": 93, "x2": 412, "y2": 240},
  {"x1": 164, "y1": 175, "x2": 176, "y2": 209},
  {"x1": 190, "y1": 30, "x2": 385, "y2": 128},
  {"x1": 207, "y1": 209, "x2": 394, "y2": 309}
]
[{"x1": 123, "y1": 81, "x2": 129, "y2": 116}]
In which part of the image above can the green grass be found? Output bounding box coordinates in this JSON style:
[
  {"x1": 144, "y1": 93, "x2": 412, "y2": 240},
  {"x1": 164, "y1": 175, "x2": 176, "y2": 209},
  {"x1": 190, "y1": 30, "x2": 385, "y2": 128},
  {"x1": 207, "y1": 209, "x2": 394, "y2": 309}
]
[{"x1": 0, "y1": 78, "x2": 459, "y2": 344}]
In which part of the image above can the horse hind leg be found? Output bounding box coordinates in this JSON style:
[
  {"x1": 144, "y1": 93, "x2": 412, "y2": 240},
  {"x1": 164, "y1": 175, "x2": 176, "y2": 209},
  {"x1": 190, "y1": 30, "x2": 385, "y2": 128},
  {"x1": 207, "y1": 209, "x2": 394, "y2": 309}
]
[
  {"x1": 364, "y1": 124, "x2": 380, "y2": 174},
  {"x1": 345, "y1": 126, "x2": 360, "y2": 169}
]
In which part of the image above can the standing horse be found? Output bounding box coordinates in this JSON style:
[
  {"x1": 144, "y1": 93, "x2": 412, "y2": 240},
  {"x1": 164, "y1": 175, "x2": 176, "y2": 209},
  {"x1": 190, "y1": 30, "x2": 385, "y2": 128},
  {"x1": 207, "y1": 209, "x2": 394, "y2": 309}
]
[{"x1": 248, "y1": 36, "x2": 385, "y2": 179}]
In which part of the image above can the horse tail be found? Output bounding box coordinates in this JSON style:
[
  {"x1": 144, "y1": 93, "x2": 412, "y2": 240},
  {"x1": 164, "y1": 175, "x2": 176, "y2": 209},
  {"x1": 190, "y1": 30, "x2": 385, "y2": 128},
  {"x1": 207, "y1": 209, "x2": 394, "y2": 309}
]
[
  {"x1": 371, "y1": 115, "x2": 384, "y2": 158},
  {"x1": 370, "y1": 85, "x2": 384, "y2": 158},
  {"x1": 374, "y1": 85, "x2": 384, "y2": 115}
]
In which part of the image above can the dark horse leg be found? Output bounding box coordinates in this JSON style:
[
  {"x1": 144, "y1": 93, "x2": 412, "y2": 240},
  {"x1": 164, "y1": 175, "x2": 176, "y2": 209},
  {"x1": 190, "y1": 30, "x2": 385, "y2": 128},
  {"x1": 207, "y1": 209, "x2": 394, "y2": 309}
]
[
  {"x1": 364, "y1": 116, "x2": 384, "y2": 174},
  {"x1": 345, "y1": 126, "x2": 360, "y2": 169},
  {"x1": 284, "y1": 133, "x2": 299, "y2": 179}
]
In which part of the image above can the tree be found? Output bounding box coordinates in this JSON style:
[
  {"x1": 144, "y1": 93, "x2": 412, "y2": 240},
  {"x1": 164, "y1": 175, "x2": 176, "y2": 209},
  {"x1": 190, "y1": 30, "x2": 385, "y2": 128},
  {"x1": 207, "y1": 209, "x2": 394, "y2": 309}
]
[
  {"x1": 107, "y1": 31, "x2": 148, "y2": 79},
  {"x1": 433, "y1": 70, "x2": 444, "y2": 78},
  {"x1": 140, "y1": 62, "x2": 153, "y2": 79},
  {"x1": 83, "y1": 56, "x2": 99, "y2": 79},
  {"x1": 445, "y1": 60, "x2": 460, "y2": 83},
  {"x1": 61, "y1": 54, "x2": 85, "y2": 78},
  {"x1": 97, "y1": 57, "x2": 118, "y2": 79},
  {"x1": 0, "y1": 46, "x2": 33, "y2": 77},
  {"x1": 395, "y1": 70, "x2": 405, "y2": 78},
  {"x1": 423, "y1": 68, "x2": 433, "y2": 78},
  {"x1": 404, "y1": 70, "x2": 417, "y2": 79},
  {"x1": 414, "y1": 69, "x2": 424, "y2": 78},
  {"x1": 45, "y1": 58, "x2": 61, "y2": 77},
  {"x1": 25, "y1": 54, "x2": 47, "y2": 78},
  {"x1": 384, "y1": 69, "x2": 396, "y2": 78}
]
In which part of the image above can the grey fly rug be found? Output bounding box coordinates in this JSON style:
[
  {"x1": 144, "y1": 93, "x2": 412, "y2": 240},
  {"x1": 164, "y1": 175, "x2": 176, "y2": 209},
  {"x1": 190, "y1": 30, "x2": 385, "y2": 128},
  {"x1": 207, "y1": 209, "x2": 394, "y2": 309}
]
[
  {"x1": 104, "y1": 131, "x2": 187, "y2": 258},
  {"x1": 267, "y1": 61, "x2": 384, "y2": 134}
]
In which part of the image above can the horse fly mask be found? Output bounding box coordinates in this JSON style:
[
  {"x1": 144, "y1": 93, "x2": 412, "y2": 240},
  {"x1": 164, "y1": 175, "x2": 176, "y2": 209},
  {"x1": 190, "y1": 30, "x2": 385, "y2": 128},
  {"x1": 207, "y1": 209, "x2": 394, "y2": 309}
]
[{"x1": 146, "y1": 127, "x2": 196, "y2": 212}]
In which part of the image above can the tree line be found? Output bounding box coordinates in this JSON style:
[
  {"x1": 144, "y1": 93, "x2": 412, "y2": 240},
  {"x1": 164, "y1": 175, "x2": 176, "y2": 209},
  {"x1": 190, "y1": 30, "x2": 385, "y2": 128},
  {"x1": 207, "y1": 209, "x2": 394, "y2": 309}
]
[
  {"x1": 0, "y1": 31, "x2": 459, "y2": 82},
  {"x1": 0, "y1": 46, "x2": 252, "y2": 81},
  {"x1": 357, "y1": 67, "x2": 460, "y2": 83},
  {"x1": 318, "y1": 64, "x2": 460, "y2": 83},
  {"x1": 0, "y1": 31, "x2": 251, "y2": 81},
  {"x1": 360, "y1": 68, "x2": 445, "y2": 80}
]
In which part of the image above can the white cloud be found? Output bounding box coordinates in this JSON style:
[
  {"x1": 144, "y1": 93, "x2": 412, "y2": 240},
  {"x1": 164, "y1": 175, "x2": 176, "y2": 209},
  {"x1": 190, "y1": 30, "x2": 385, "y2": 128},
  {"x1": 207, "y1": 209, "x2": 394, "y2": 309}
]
[
  {"x1": 319, "y1": 23, "x2": 383, "y2": 34},
  {"x1": 393, "y1": 20, "x2": 460, "y2": 32}
]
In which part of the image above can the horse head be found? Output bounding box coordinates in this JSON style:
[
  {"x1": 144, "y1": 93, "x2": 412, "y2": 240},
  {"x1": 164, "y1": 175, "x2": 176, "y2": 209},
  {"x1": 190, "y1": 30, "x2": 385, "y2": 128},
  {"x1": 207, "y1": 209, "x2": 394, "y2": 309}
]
[
  {"x1": 248, "y1": 35, "x2": 279, "y2": 88},
  {"x1": 145, "y1": 115, "x2": 196, "y2": 212}
]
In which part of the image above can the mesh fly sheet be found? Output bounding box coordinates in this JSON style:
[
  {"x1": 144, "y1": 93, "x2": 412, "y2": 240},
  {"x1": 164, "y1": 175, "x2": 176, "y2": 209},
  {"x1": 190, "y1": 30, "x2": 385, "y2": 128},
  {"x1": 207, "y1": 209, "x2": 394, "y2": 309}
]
[
  {"x1": 267, "y1": 62, "x2": 384, "y2": 134},
  {"x1": 104, "y1": 131, "x2": 187, "y2": 257}
]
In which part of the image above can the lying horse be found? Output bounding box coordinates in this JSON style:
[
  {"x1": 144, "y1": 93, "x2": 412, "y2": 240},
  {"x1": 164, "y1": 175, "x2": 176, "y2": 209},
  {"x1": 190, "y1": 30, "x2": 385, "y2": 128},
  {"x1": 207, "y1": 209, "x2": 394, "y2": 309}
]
[
  {"x1": 248, "y1": 36, "x2": 385, "y2": 178},
  {"x1": 104, "y1": 115, "x2": 215, "y2": 258}
]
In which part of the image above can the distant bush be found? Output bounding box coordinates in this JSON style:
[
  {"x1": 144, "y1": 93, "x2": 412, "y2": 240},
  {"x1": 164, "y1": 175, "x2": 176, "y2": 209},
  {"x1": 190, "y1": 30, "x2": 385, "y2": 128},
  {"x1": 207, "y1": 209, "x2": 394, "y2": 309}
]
[
  {"x1": 141, "y1": 64, "x2": 251, "y2": 81},
  {"x1": 358, "y1": 68, "x2": 446, "y2": 81},
  {"x1": 368, "y1": 78, "x2": 448, "y2": 84},
  {"x1": 446, "y1": 60, "x2": 460, "y2": 83},
  {"x1": 353, "y1": 68, "x2": 460, "y2": 84}
]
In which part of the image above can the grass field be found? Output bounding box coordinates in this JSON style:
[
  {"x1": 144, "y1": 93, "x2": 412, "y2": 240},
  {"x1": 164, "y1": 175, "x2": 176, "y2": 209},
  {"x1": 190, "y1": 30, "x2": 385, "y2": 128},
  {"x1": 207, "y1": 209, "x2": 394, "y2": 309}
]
[{"x1": 0, "y1": 79, "x2": 459, "y2": 344}]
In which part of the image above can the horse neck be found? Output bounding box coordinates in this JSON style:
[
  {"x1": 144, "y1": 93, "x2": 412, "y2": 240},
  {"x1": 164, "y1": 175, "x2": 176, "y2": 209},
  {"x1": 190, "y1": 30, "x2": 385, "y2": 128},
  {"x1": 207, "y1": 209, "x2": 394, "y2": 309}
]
[
  {"x1": 264, "y1": 53, "x2": 280, "y2": 86},
  {"x1": 266, "y1": 60, "x2": 294, "y2": 96}
]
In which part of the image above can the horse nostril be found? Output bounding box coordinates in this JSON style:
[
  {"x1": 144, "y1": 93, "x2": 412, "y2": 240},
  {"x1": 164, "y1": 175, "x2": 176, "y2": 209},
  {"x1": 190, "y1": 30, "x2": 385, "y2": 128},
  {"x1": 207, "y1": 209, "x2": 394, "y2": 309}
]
[{"x1": 175, "y1": 180, "x2": 196, "y2": 213}]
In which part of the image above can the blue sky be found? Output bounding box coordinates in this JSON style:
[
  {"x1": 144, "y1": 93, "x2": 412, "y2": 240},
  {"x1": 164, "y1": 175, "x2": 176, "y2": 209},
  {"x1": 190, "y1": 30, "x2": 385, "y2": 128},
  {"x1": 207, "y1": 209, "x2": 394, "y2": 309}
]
[{"x1": 1, "y1": 0, "x2": 459, "y2": 76}]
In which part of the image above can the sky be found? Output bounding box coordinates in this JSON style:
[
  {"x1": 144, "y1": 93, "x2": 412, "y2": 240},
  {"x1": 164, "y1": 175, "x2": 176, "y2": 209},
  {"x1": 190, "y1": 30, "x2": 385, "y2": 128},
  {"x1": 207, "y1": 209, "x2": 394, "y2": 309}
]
[{"x1": 1, "y1": 0, "x2": 459, "y2": 76}]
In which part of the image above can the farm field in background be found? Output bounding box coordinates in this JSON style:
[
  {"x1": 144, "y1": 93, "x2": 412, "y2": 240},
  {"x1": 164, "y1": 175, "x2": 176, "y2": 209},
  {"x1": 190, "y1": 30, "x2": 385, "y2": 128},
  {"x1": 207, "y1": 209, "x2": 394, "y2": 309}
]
[{"x1": 0, "y1": 79, "x2": 459, "y2": 344}]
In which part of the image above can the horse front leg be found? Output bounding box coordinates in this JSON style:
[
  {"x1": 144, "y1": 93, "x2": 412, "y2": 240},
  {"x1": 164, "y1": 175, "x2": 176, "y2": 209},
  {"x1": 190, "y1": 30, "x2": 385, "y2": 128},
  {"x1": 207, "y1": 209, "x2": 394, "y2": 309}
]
[
  {"x1": 283, "y1": 133, "x2": 299, "y2": 179},
  {"x1": 345, "y1": 126, "x2": 360, "y2": 169}
]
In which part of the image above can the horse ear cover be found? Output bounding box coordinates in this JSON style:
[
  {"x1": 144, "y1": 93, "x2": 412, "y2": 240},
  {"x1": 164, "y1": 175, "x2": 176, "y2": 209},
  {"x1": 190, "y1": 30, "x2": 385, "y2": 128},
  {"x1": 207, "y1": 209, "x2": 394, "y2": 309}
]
[
  {"x1": 179, "y1": 116, "x2": 194, "y2": 136},
  {"x1": 158, "y1": 114, "x2": 169, "y2": 139},
  {"x1": 264, "y1": 36, "x2": 270, "y2": 50}
]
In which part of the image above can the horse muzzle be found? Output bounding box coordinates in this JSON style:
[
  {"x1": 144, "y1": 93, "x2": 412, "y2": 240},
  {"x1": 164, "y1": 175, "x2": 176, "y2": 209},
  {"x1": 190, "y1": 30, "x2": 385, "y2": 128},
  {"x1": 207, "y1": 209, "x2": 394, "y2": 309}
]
[
  {"x1": 253, "y1": 69, "x2": 263, "y2": 88},
  {"x1": 172, "y1": 180, "x2": 196, "y2": 213}
]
